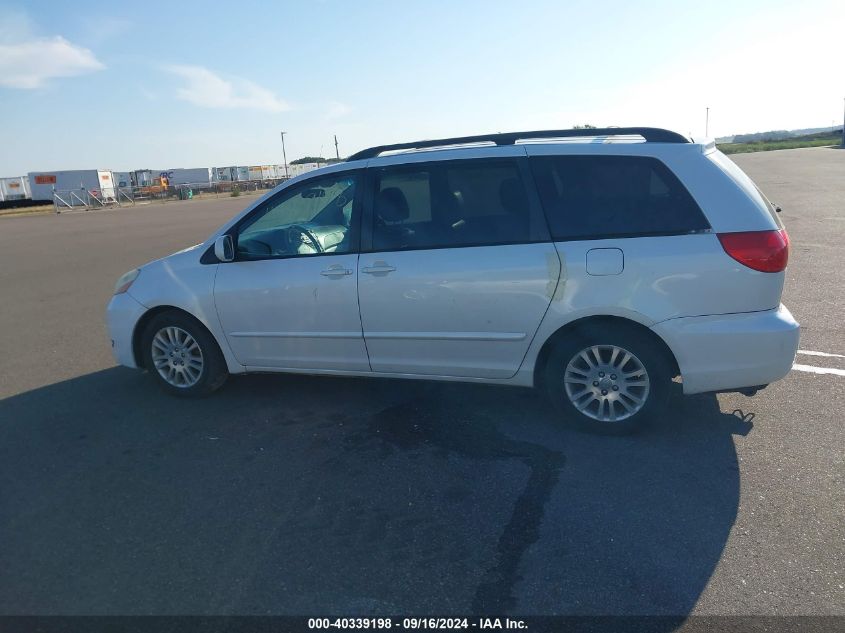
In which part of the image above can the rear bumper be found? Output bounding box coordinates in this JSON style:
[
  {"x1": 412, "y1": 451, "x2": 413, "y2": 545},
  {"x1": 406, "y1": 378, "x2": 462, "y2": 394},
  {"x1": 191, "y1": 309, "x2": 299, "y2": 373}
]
[
  {"x1": 106, "y1": 292, "x2": 147, "y2": 369},
  {"x1": 652, "y1": 304, "x2": 800, "y2": 395}
]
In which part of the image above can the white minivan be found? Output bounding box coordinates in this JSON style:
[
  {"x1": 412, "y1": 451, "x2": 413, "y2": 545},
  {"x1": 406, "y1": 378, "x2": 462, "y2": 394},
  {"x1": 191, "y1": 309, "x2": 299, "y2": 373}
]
[{"x1": 107, "y1": 128, "x2": 799, "y2": 433}]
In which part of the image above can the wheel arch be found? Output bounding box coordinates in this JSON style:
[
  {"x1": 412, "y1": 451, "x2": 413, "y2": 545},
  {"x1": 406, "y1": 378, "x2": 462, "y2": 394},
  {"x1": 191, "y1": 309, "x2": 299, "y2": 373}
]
[
  {"x1": 533, "y1": 315, "x2": 680, "y2": 389},
  {"x1": 132, "y1": 305, "x2": 217, "y2": 369}
]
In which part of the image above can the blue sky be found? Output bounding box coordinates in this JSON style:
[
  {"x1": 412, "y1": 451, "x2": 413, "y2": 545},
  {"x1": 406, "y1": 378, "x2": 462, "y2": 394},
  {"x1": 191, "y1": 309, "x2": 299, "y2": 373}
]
[{"x1": 0, "y1": 0, "x2": 841, "y2": 174}]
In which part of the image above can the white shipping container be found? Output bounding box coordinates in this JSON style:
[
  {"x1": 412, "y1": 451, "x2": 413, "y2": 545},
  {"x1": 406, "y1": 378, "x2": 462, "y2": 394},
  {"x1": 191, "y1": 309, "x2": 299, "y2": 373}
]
[
  {"x1": 132, "y1": 170, "x2": 155, "y2": 187},
  {"x1": 28, "y1": 170, "x2": 115, "y2": 203},
  {"x1": 288, "y1": 162, "x2": 326, "y2": 178},
  {"x1": 0, "y1": 176, "x2": 31, "y2": 201},
  {"x1": 214, "y1": 167, "x2": 235, "y2": 182},
  {"x1": 213, "y1": 166, "x2": 250, "y2": 182},
  {"x1": 113, "y1": 172, "x2": 132, "y2": 189},
  {"x1": 274, "y1": 164, "x2": 290, "y2": 179},
  {"x1": 157, "y1": 168, "x2": 213, "y2": 186},
  {"x1": 97, "y1": 171, "x2": 116, "y2": 198}
]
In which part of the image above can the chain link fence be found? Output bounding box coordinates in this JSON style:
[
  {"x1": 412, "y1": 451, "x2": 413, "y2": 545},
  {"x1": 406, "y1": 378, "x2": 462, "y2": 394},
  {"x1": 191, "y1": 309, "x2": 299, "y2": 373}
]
[{"x1": 51, "y1": 178, "x2": 288, "y2": 213}]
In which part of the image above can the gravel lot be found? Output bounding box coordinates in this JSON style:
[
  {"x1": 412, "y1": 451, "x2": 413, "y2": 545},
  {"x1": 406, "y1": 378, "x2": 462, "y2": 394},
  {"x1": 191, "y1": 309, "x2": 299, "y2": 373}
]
[{"x1": 0, "y1": 148, "x2": 842, "y2": 617}]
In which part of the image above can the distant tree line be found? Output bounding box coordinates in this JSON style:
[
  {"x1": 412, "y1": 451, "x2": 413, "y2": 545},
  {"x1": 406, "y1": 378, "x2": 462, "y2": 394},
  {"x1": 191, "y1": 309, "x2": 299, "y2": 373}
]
[
  {"x1": 290, "y1": 157, "x2": 344, "y2": 165},
  {"x1": 732, "y1": 130, "x2": 792, "y2": 143},
  {"x1": 731, "y1": 126, "x2": 842, "y2": 144}
]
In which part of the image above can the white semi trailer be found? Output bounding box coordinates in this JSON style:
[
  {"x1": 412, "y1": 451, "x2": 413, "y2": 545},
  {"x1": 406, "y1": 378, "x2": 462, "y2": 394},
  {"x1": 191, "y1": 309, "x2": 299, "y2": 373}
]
[
  {"x1": 113, "y1": 172, "x2": 132, "y2": 189},
  {"x1": 158, "y1": 168, "x2": 214, "y2": 186},
  {"x1": 0, "y1": 176, "x2": 31, "y2": 201},
  {"x1": 215, "y1": 166, "x2": 251, "y2": 182},
  {"x1": 28, "y1": 170, "x2": 116, "y2": 203},
  {"x1": 215, "y1": 167, "x2": 234, "y2": 182},
  {"x1": 273, "y1": 164, "x2": 291, "y2": 179},
  {"x1": 288, "y1": 162, "x2": 326, "y2": 178}
]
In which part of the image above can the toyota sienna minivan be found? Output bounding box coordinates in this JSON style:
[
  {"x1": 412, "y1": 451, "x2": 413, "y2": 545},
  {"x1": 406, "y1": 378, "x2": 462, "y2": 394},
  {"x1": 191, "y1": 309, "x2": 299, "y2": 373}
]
[{"x1": 107, "y1": 127, "x2": 799, "y2": 433}]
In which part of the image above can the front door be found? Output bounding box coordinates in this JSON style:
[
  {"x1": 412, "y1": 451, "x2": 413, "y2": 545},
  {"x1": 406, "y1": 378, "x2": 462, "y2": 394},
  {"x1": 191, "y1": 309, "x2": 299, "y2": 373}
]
[
  {"x1": 357, "y1": 156, "x2": 560, "y2": 379},
  {"x1": 214, "y1": 171, "x2": 369, "y2": 371}
]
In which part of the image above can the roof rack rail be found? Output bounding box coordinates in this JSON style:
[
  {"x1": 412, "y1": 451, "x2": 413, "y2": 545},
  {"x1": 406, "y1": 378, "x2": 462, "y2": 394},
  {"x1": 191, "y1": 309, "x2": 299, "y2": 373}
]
[{"x1": 347, "y1": 127, "x2": 689, "y2": 161}]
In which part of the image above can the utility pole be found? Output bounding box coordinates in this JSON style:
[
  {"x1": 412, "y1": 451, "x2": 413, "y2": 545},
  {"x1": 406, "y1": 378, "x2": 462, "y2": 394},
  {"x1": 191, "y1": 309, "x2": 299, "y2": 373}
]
[
  {"x1": 842, "y1": 98, "x2": 844, "y2": 147},
  {"x1": 705, "y1": 107, "x2": 710, "y2": 137},
  {"x1": 280, "y1": 131, "x2": 289, "y2": 179},
  {"x1": 334, "y1": 134, "x2": 340, "y2": 160}
]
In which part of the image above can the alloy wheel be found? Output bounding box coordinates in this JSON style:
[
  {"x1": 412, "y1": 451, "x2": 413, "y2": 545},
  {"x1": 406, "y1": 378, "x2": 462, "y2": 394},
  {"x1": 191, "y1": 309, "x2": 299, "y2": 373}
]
[
  {"x1": 563, "y1": 345, "x2": 650, "y2": 422},
  {"x1": 151, "y1": 326, "x2": 204, "y2": 388}
]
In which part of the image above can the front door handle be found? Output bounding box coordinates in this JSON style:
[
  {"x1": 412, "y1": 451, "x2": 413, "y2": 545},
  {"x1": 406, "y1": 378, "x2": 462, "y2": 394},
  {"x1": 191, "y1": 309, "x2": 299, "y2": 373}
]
[
  {"x1": 320, "y1": 265, "x2": 353, "y2": 277},
  {"x1": 361, "y1": 261, "x2": 396, "y2": 275}
]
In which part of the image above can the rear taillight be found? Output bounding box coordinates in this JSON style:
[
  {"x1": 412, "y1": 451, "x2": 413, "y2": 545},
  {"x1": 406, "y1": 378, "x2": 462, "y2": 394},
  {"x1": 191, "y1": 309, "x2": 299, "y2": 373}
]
[{"x1": 717, "y1": 229, "x2": 789, "y2": 273}]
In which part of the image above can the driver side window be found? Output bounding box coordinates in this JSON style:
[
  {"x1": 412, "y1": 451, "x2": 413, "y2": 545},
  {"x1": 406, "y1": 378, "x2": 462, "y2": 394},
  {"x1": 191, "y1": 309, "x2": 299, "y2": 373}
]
[{"x1": 236, "y1": 172, "x2": 359, "y2": 259}]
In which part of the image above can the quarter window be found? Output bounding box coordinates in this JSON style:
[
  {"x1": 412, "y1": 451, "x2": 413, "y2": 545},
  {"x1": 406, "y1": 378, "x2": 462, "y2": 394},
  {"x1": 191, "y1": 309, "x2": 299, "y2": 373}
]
[
  {"x1": 530, "y1": 156, "x2": 709, "y2": 240},
  {"x1": 236, "y1": 173, "x2": 358, "y2": 259}
]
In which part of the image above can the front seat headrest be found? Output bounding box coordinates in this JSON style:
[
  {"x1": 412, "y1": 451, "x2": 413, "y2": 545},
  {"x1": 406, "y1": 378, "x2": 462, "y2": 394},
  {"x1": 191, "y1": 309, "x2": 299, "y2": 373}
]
[{"x1": 375, "y1": 187, "x2": 410, "y2": 222}]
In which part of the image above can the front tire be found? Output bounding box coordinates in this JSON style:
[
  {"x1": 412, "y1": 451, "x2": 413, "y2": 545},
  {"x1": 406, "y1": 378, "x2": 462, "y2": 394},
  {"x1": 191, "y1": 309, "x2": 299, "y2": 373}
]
[
  {"x1": 141, "y1": 311, "x2": 228, "y2": 397},
  {"x1": 544, "y1": 326, "x2": 672, "y2": 435}
]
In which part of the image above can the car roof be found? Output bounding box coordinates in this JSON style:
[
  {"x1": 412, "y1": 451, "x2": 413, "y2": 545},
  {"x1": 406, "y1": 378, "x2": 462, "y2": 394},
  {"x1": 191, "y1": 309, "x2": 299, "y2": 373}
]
[
  {"x1": 348, "y1": 127, "x2": 689, "y2": 160},
  {"x1": 339, "y1": 128, "x2": 711, "y2": 170}
]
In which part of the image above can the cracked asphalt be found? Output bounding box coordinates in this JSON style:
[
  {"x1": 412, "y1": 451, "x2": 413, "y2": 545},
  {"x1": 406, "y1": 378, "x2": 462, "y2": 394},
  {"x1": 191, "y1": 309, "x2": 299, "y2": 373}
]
[{"x1": 0, "y1": 148, "x2": 842, "y2": 617}]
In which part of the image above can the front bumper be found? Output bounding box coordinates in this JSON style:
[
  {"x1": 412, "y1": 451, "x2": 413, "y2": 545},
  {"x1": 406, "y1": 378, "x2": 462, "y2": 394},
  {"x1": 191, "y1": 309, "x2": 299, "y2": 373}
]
[
  {"x1": 652, "y1": 304, "x2": 800, "y2": 395},
  {"x1": 106, "y1": 292, "x2": 148, "y2": 369}
]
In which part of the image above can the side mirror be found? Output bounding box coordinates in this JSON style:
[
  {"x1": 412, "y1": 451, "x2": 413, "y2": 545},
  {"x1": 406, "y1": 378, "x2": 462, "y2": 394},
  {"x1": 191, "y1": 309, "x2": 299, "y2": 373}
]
[{"x1": 214, "y1": 234, "x2": 235, "y2": 262}]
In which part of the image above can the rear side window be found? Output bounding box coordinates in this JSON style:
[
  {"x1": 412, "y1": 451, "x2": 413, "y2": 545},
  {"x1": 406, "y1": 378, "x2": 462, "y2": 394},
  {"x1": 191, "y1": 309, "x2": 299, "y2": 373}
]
[
  {"x1": 530, "y1": 155, "x2": 710, "y2": 240},
  {"x1": 371, "y1": 159, "x2": 545, "y2": 251}
]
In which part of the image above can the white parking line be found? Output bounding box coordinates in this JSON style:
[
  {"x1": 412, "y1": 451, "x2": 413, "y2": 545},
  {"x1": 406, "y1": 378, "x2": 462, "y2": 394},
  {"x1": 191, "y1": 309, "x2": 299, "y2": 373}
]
[
  {"x1": 792, "y1": 364, "x2": 845, "y2": 377},
  {"x1": 797, "y1": 350, "x2": 845, "y2": 359}
]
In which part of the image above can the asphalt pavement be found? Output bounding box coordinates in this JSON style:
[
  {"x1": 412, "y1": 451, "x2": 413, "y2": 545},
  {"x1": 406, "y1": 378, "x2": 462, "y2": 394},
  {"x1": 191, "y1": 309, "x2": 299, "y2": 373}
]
[{"x1": 0, "y1": 148, "x2": 842, "y2": 617}]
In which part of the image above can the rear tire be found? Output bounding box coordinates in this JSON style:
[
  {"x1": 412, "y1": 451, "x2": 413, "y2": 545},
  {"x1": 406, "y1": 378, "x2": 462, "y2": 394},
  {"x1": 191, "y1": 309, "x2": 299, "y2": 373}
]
[
  {"x1": 141, "y1": 311, "x2": 228, "y2": 397},
  {"x1": 543, "y1": 325, "x2": 672, "y2": 435}
]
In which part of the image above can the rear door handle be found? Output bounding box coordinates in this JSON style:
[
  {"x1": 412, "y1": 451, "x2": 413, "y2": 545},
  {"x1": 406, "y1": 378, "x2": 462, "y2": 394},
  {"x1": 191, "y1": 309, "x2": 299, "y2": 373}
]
[
  {"x1": 320, "y1": 265, "x2": 353, "y2": 277},
  {"x1": 361, "y1": 261, "x2": 396, "y2": 275}
]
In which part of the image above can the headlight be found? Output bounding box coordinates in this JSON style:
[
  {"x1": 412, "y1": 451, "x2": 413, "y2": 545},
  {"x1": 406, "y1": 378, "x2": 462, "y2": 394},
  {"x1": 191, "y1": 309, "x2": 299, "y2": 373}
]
[{"x1": 114, "y1": 269, "x2": 140, "y2": 295}]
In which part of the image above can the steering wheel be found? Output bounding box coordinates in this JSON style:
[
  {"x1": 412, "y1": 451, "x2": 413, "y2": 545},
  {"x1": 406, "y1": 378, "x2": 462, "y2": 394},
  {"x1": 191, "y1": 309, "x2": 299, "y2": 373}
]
[{"x1": 288, "y1": 224, "x2": 324, "y2": 253}]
